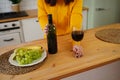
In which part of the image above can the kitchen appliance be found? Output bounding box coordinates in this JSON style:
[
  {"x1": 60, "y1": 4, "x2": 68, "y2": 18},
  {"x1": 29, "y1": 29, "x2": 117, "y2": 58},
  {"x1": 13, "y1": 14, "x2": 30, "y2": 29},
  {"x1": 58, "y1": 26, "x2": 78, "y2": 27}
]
[
  {"x1": 0, "y1": 20, "x2": 24, "y2": 47},
  {"x1": 0, "y1": 11, "x2": 28, "y2": 20}
]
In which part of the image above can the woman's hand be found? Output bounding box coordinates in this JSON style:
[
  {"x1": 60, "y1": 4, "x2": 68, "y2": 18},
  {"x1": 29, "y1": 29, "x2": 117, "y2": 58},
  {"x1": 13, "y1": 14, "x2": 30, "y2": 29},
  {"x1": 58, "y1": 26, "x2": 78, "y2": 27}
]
[
  {"x1": 73, "y1": 45, "x2": 84, "y2": 58},
  {"x1": 44, "y1": 25, "x2": 48, "y2": 34}
]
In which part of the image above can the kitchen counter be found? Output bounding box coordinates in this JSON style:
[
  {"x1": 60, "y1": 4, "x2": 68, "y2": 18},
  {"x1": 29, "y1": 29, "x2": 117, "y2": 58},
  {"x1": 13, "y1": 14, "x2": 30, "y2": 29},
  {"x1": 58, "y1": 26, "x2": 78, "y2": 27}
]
[
  {"x1": 0, "y1": 9, "x2": 37, "y2": 23},
  {"x1": 0, "y1": 23, "x2": 120, "y2": 80},
  {"x1": 0, "y1": 7, "x2": 88, "y2": 23}
]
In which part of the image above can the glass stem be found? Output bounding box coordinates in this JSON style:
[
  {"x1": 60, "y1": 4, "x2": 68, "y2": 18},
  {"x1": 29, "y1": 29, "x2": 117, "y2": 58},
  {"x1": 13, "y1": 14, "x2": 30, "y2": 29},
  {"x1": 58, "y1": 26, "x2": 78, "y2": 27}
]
[{"x1": 72, "y1": 40, "x2": 81, "y2": 46}]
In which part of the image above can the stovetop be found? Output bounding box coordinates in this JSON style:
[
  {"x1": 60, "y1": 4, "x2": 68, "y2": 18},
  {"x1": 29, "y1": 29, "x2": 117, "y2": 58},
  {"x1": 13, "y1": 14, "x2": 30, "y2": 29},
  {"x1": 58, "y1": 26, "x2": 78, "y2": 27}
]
[{"x1": 0, "y1": 11, "x2": 28, "y2": 20}]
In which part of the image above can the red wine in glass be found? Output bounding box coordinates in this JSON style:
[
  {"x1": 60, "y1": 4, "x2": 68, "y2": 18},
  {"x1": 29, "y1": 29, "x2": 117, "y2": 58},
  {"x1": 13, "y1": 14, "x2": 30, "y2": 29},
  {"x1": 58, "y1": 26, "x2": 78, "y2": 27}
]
[{"x1": 71, "y1": 31, "x2": 84, "y2": 41}]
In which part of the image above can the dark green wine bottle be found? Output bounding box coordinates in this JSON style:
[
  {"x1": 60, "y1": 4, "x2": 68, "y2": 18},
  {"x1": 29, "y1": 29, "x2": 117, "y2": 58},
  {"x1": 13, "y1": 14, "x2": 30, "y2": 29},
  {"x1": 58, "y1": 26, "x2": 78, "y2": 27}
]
[{"x1": 47, "y1": 14, "x2": 58, "y2": 54}]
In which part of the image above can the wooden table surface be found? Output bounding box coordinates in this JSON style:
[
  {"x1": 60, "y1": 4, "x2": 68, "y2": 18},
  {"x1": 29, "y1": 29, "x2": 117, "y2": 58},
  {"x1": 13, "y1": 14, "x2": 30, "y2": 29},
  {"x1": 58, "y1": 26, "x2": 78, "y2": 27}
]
[{"x1": 0, "y1": 24, "x2": 120, "y2": 80}]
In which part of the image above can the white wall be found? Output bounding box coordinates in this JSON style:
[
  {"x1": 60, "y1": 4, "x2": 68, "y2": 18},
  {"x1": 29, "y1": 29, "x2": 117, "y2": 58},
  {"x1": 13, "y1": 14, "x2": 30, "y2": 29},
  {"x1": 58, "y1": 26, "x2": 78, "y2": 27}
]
[
  {"x1": 62, "y1": 60, "x2": 120, "y2": 80},
  {"x1": 0, "y1": 0, "x2": 37, "y2": 13}
]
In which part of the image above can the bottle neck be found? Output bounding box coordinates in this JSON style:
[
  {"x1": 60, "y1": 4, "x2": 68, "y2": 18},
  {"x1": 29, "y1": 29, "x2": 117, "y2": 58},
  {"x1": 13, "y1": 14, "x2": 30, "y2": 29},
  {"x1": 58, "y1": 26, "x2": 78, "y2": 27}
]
[
  {"x1": 48, "y1": 18, "x2": 53, "y2": 24},
  {"x1": 48, "y1": 14, "x2": 53, "y2": 24}
]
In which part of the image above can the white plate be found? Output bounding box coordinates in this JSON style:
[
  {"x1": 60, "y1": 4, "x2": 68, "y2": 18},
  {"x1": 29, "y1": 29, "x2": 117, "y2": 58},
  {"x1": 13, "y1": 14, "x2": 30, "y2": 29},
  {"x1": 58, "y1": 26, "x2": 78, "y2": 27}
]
[{"x1": 9, "y1": 50, "x2": 47, "y2": 67}]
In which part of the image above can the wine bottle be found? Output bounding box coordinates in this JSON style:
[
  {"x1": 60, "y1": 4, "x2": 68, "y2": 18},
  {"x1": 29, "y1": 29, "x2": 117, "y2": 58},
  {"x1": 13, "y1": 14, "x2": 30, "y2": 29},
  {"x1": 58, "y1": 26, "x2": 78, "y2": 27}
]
[{"x1": 47, "y1": 14, "x2": 58, "y2": 54}]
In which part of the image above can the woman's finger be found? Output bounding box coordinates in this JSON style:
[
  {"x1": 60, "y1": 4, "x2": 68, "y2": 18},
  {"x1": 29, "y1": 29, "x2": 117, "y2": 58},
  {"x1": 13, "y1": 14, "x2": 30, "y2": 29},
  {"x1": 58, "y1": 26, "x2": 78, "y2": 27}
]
[{"x1": 44, "y1": 25, "x2": 49, "y2": 34}]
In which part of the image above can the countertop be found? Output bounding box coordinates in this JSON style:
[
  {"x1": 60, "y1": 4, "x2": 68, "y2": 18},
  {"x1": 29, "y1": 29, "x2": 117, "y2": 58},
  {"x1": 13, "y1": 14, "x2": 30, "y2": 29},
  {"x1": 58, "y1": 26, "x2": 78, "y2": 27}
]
[
  {"x1": 0, "y1": 9, "x2": 37, "y2": 23},
  {"x1": 0, "y1": 7, "x2": 88, "y2": 23},
  {"x1": 0, "y1": 23, "x2": 120, "y2": 80}
]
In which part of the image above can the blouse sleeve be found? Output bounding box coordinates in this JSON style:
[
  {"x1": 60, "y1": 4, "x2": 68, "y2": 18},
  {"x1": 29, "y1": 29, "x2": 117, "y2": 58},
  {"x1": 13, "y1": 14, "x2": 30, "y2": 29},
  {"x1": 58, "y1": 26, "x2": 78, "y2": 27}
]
[
  {"x1": 37, "y1": 0, "x2": 48, "y2": 30},
  {"x1": 70, "y1": 0, "x2": 83, "y2": 29}
]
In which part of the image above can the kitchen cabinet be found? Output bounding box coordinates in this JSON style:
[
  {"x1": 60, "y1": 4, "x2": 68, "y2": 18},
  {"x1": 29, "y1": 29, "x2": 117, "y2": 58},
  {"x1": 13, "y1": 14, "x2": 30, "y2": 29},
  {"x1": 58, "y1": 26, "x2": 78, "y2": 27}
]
[
  {"x1": 21, "y1": 18, "x2": 44, "y2": 42},
  {"x1": 0, "y1": 20, "x2": 24, "y2": 47},
  {"x1": 0, "y1": 33, "x2": 21, "y2": 47},
  {"x1": 82, "y1": 10, "x2": 88, "y2": 30}
]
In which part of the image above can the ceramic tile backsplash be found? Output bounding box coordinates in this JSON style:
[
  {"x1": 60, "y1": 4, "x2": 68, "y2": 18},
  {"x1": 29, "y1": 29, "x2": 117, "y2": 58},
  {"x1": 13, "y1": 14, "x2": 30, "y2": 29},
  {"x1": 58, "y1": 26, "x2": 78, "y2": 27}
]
[
  {"x1": 0, "y1": 0, "x2": 12, "y2": 13},
  {"x1": 20, "y1": 0, "x2": 37, "y2": 10},
  {"x1": 0, "y1": 0, "x2": 38, "y2": 13}
]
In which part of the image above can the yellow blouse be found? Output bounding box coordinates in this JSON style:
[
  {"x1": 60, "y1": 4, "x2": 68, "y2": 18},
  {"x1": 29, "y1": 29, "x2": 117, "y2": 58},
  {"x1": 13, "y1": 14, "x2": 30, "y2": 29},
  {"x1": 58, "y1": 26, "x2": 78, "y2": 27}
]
[{"x1": 38, "y1": 0, "x2": 83, "y2": 36}]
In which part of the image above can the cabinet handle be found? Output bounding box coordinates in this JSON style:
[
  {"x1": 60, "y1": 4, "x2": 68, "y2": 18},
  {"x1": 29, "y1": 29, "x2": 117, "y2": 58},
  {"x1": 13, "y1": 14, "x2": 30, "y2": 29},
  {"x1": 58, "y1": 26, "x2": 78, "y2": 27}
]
[
  {"x1": 36, "y1": 20, "x2": 39, "y2": 22},
  {"x1": 3, "y1": 38, "x2": 14, "y2": 42},
  {"x1": 96, "y1": 8, "x2": 106, "y2": 11}
]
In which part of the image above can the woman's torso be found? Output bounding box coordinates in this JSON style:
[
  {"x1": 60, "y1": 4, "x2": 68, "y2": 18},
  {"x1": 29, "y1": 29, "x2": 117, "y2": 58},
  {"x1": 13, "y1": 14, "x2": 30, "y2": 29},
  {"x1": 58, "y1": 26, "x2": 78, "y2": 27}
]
[{"x1": 44, "y1": 0, "x2": 74, "y2": 35}]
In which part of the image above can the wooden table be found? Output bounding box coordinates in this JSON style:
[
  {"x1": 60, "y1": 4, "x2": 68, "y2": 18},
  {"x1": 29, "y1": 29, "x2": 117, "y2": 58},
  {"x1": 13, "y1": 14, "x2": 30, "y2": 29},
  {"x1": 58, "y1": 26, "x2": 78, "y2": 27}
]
[{"x1": 0, "y1": 24, "x2": 120, "y2": 80}]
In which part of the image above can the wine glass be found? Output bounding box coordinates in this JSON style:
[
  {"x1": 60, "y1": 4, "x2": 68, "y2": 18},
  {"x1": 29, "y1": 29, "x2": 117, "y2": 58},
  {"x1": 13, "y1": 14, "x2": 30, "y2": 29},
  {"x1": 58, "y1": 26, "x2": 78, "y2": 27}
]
[
  {"x1": 71, "y1": 26, "x2": 84, "y2": 58},
  {"x1": 71, "y1": 26, "x2": 84, "y2": 42}
]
